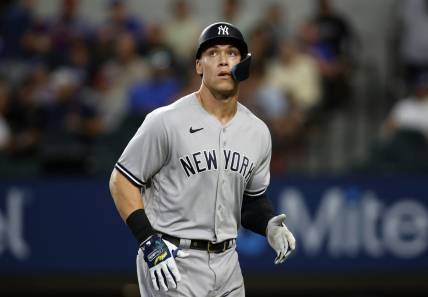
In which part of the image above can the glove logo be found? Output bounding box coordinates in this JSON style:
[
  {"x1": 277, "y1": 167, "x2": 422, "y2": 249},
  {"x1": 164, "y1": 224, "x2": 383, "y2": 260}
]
[
  {"x1": 217, "y1": 25, "x2": 229, "y2": 36},
  {"x1": 153, "y1": 251, "x2": 168, "y2": 265},
  {"x1": 147, "y1": 247, "x2": 164, "y2": 262}
]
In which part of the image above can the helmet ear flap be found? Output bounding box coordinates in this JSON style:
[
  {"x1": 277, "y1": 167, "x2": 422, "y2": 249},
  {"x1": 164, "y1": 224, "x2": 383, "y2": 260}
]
[{"x1": 231, "y1": 53, "x2": 251, "y2": 81}]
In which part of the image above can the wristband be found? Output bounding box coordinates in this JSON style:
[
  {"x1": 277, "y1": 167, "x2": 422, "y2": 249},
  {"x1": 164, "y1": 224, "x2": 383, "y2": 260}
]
[
  {"x1": 126, "y1": 208, "x2": 156, "y2": 244},
  {"x1": 241, "y1": 193, "x2": 273, "y2": 236}
]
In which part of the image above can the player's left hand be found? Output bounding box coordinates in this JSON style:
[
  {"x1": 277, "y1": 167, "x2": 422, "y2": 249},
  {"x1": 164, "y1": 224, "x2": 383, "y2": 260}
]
[
  {"x1": 266, "y1": 214, "x2": 296, "y2": 264},
  {"x1": 140, "y1": 234, "x2": 189, "y2": 291}
]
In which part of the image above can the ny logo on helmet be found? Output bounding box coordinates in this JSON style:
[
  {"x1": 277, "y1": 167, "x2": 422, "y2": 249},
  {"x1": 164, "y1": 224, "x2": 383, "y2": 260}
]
[{"x1": 217, "y1": 25, "x2": 229, "y2": 36}]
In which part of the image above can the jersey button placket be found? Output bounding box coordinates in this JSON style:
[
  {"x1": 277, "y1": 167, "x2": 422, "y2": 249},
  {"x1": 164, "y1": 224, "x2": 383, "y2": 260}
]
[
  {"x1": 220, "y1": 128, "x2": 226, "y2": 233},
  {"x1": 214, "y1": 127, "x2": 225, "y2": 240},
  {"x1": 218, "y1": 127, "x2": 229, "y2": 239}
]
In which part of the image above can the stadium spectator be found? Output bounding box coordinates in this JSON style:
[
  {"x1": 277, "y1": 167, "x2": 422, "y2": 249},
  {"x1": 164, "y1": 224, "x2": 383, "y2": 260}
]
[
  {"x1": 46, "y1": 0, "x2": 92, "y2": 68},
  {"x1": 0, "y1": 0, "x2": 36, "y2": 60},
  {"x1": 266, "y1": 39, "x2": 322, "y2": 113},
  {"x1": 313, "y1": 0, "x2": 352, "y2": 62},
  {"x1": 5, "y1": 70, "x2": 45, "y2": 157},
  {"x1": 39, "y1": 68, "x2": 101, "y2": 174},
  {"x1": 128, "y1": 49, "x2": 180, "y2": 118},
  {"x1": 105, "y1": 0, "x2": 145, "y2": 40},
  {"x1": 164, "y1": 0, "x2": 201, "y2": 62},
  {"x1": 306, "y1": 0, "x2": 354, "y2": 111},
  {"x1": 66, "y1": 39, "x2": 93, "y2": 85},
  {"x1": 240, "y1": 61, "x2": 302, "y2": 173},
  {"x1": 220, "y1": 0, "x2": 252, "y2": 35},
  {"x1": 256, "y1": 2, "x2": 288, "y2": 58},
  {"x1": 19, "y1": 18, "x2": 52, "y2": 64},
  {"x1": 247, "y1": 23, "x2": 272, "y2": 66},
  {"x1": 363, "y1": 73, "x2": 428, "y2": 173},
  {"x1": 100, "y1": 32, "x2": 149, "y2": 132},
  {"x1": 89, "y1": 0, "x2": 145, "y2": 77},
  {"x1": 398, "y1": 0, "x2": 428, "y2": 88},
  {"x1": 90, "y1": 28, "x2": 115, "y2": 76},
  {"x1": 383, "y1": 74, "x2": 428, "y2": 139}
]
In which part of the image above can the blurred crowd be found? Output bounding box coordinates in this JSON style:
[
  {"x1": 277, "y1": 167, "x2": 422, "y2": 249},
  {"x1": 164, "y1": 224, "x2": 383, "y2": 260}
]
[{"x1": 0, "y1": 0, "x2": 427, "y2": 176}]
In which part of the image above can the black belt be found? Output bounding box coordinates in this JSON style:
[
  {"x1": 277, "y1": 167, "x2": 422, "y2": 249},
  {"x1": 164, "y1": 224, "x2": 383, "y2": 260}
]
[{"x1": 162, "y1": 234, "x2": 234, "y2": 253}]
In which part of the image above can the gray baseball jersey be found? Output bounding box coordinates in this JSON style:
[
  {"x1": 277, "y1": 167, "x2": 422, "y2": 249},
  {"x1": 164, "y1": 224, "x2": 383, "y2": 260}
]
[{"x1": 115, "y1": 92, "x2": 271, "y2": 243}]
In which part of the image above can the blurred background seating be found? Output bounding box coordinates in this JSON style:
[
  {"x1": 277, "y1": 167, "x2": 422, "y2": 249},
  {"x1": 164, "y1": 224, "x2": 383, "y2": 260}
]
[{"x1": 1, "y1": 0, "x2": 427, "y2": 176}]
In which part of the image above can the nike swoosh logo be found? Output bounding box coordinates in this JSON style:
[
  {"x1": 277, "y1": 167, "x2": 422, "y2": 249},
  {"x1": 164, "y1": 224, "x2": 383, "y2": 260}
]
[{"x1": 189, "y1": 127, "x2": 204, "y2": 133}]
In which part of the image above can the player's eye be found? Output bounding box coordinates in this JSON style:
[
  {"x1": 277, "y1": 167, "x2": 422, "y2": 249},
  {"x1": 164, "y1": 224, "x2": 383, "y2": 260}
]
[
  {"x1": 228, "y1": 50, "x2": 239, "y2": 57},
  {"x1": 208, "y1": 50, "x2": 217, "y2": 57}
]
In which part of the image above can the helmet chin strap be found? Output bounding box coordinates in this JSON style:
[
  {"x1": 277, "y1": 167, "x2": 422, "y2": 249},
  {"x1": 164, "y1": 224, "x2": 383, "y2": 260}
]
[{"x1": 231, "y1": 53, "x2": 252, "y2": 82}]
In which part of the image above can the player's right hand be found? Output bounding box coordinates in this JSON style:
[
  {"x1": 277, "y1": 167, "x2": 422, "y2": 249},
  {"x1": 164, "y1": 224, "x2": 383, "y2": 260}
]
[{"x1": 140, "y1": 234, "x2": 189, "y2": 291}]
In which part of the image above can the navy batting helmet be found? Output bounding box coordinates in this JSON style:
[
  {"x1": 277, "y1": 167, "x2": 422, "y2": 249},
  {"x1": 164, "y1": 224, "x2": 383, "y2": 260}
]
[
  {"x1": 196, "y1": 22, "x2": 248, "y2": 59},
  {"x1": 196, "y1": 22, "x2": 251, "y2": 81}
]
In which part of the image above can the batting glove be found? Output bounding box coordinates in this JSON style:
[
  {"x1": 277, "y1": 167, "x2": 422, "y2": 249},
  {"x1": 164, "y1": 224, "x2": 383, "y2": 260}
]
[
  {"x1": 266, "y1": 214, "x2": 296, "y2": 264},
  {"x1": 140, "y1": 234, "x2": 189, "y2": 291}
]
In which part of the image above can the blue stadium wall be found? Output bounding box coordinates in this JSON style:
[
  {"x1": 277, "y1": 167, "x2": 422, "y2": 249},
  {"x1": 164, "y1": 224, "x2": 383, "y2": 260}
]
[{"x1": 0, "y1": 175, "x2": 427, "y2": 295}]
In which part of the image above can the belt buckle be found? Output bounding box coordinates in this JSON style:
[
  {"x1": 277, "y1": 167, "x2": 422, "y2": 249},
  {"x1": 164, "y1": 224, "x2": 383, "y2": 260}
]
[
  {"x1": 207, "y1": 241, "x2": 228, "y2": 253},
  {"x1": 207, "y1": 241, "x2": 215, "y2": 253}
]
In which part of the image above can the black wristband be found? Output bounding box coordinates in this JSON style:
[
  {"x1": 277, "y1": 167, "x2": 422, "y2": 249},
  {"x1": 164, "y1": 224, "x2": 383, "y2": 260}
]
[
  {"x1": 241, "y1": 193, "x2": 273, "y2": 236},
  {"x1": 126, "y1": 208, "x2": 156, "y2": 245}
]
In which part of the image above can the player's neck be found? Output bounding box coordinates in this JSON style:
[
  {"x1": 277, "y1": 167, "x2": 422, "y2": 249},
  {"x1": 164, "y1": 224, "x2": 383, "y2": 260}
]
[{"x1": 196, "y1": 86, "x2": 238, "y2": 125}]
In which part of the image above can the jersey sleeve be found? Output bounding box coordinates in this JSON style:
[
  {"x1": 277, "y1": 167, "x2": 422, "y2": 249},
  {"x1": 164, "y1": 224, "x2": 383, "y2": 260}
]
[
  {"x1": 244, "y1": 127, "x2": 271, "y2": 197},
  {"x1": 115, "y1": 110, "x2": 168, "y2": 188}
]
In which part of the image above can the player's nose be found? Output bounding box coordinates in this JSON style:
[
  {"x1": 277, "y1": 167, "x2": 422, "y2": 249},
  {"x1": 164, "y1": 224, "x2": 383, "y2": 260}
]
[{"x1": 218, "y1": 52, "x2": 228, "y2": 66}]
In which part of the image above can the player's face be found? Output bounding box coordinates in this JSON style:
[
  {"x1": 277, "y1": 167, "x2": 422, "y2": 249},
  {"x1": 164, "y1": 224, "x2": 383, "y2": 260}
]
[{"x1": 196, "y1": 44, "x2": 241, "y2": 96}]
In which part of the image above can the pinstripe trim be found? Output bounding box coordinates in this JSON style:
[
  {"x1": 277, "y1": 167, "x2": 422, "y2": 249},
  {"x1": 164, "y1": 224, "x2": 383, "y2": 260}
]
[
  {"x1": 244, "y1": 187, "x2": 267, "y2": 197},
  {"x1": 115, "y1": 162, "x2": 145, "y2": 188}
]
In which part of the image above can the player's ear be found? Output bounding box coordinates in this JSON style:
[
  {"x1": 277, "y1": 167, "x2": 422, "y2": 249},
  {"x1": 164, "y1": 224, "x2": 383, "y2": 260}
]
[{"x1": 195, "y1": 59, "x2": 203, "y2": 76}]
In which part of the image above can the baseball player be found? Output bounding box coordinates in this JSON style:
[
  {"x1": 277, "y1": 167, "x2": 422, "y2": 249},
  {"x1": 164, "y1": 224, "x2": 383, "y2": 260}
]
[{"x1": 109, "y1": 22, "x2": 296, "y2": 297}]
